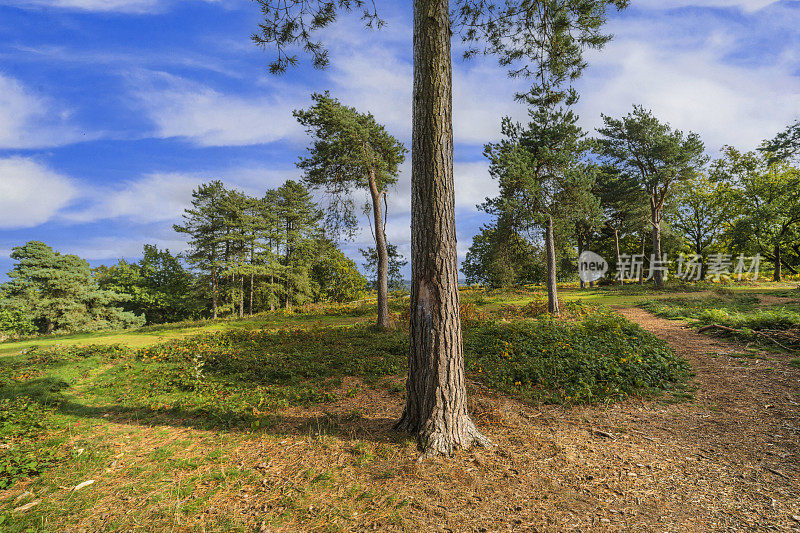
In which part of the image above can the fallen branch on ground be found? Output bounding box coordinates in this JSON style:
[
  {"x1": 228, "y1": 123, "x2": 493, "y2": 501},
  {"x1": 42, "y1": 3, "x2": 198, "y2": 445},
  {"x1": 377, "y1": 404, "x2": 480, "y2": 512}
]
[{"x1": 697, "y1": 324, "x2": 795, "y2": 352}]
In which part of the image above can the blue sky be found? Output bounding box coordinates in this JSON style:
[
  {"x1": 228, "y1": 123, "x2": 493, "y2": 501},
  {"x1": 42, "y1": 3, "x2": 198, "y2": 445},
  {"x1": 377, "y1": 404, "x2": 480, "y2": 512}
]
[{"x1": 0, "y1": 0, "x2": 798, "y2": 280}]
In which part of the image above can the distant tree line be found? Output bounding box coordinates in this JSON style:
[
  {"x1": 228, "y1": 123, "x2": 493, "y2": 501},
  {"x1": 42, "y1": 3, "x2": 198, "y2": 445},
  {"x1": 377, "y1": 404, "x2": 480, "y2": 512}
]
[
  {"x1": 0, "y1": 178, "x2": 414, "y2": 338},
  {"x1": 465, "y1": 109, "x2": 800, "y2": 297}
]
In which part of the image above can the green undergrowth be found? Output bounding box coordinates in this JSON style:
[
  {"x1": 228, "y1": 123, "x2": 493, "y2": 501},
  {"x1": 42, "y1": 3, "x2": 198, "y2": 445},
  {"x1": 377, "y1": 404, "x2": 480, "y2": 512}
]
[
  {"x1": 0, "y1": 306, "x2": 689, "y2": 493},
  {"x1": 464, "y1": 309, "x2": 689, "y2": 404},
  {"x1": 640, "y1": 295, "x2": 761, "y2": 321}
]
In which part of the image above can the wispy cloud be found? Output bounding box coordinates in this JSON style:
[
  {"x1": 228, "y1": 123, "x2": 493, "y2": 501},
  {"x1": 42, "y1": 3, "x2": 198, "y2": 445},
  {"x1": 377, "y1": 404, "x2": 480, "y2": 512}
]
[
  {"x1": 62, "y1": 165, "x2": 301, "y2": 224},
  {"x1": 0, "y1": 157, "x2": 78, "y2": 228},
  {"x1": 578, "y1": 14, "x2": 800, "y2": 152},
  {"x1": 634, "y1": 0, "x2": 780, "y2": 12},
  {"x1": 133, "y1": 72, "x2": 306, "y2": 147},
  {"x1": 0, "y1": 73, "x2": 86, "y2": 149},
  {"x1": 1, "y1": 0, "x2": 221, "y2": 14}
]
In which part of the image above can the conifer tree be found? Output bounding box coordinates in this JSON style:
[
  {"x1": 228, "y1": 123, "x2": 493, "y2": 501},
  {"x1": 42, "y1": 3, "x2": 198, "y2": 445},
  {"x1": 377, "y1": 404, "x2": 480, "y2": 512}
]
[
  {"x1": 295, "y1": 92, "x2": 406, "y2": 328},
  {"x1": 276, "y1": 180, "x2": 323, "y2": 310},
  {"x1": 2, "y1": 241, "x2": 144, "y2": 334},
  {"x1": 252, "y1": 0, "x2": 627, "y2": 455},
  {"x1": 174, "y1": 181, "x2": 227, "y2": 318},
  {"x1": 594, "y1": 106, "x2": 705, "y2": 288}
]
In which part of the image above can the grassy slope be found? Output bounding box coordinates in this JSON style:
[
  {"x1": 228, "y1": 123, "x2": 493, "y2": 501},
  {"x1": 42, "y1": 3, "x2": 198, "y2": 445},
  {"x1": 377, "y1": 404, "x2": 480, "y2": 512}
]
[
  {"x1": 3, "y1": 283, "x2": 795, "y2": 358},
  {"x1": 0, "y1": 288, "x2": 699, "y2": 531}
]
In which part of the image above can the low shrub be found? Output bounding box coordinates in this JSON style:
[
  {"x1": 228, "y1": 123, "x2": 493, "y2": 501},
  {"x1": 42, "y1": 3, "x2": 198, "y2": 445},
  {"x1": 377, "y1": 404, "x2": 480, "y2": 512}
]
[
  {"x1": 0, "y1": 397, "x2": 58, "y2": 489},
  {"x1": 463, "y1": 308, "x2": 689, "y2": 404}
]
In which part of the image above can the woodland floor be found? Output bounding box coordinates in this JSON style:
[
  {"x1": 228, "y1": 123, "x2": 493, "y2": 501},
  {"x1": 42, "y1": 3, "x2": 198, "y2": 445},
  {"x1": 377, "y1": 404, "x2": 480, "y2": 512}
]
[{"x1": 2, "y1": 298, "x2": 800, "y2": 532}]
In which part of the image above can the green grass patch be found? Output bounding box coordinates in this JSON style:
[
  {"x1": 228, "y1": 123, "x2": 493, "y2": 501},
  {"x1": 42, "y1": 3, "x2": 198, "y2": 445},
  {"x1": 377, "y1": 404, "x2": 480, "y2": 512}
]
[
  {"x1": 0, "y1": 304, "x2": 690, "y2": 496},
  {"x1": 464, "y1": 308, "x2": 689, "y2": 404}
]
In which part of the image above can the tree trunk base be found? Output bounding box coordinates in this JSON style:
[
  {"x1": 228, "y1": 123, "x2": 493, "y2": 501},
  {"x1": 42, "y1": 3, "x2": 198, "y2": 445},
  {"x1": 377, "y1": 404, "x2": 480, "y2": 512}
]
[{"x1": 394, "y1": 412, "x2": 491, "y2": 458}]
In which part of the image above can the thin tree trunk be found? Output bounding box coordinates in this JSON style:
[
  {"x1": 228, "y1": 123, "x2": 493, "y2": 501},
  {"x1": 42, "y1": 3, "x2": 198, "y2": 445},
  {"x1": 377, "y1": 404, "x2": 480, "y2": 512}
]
[
  {"x1": 577, "y1": 232, "x2": 585, "y2": 290},
  {"x1": 639, "y1": 233, "x2": 645, "y2": 285},
  {"x1": 546, "y1": 216, "x2": 560, "y2": 316},
  {"x1": 239, "y1": 272, "x2": 244, "y2": 318},
  {"x1": 212, "y1": 267, "x2": 218, "y2": 319},
  {"x1": 269, "y1": 273, "x2": 275, "y2": 312},
  {"x1": 368, "y1": 170, "x2": 390, "y2": 328},
  {"x1": 696, "y1": 241, "x2": 706, "y2": 281},
  {"x1": 249, "y1": 272, "x2": 254, "y2": 316},
  {"x1": 651, "y1": 206, "x2": 663, "y2": 288},
  {"x1": 613, "y1": 228, "x2": 622, "y2": 286},
  {"x1": 774, "y1": 242, "x2": 782, "y2": 282},
  {"x1": 395, "y1": 0, "x2": 489, "y2": 457}
]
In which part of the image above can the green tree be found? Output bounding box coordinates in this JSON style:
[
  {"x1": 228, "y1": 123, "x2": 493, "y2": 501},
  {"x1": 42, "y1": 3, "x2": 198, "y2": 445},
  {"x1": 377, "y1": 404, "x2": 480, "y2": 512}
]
[
  {"x1": 97, "y1": 245, "x2": 199, "y2": 324},
  {"x1": 593, "y1": 165, "x2": 649, "y2": 282},
  {"x1": 174, "y1": 181, "x2": 227, "y2": 319},
  {"x1": 1, "y1": 241, "x2": 144, "y2": 334},
  {"x1": 360, "y1": 243, "x2": 408, "y2": 292},
  {"x1": 0, "y1": 307, "x2": 36, "y2": 338},
  {"x1": 252, "y1": 0, "x2": 627, "y2": 455},
  {"x1": 260, "y1": 188, "x2": 285, "y2": 312},
  {"x1": 313, "y1": 239, "x2": 368, "y2": 303},
  {"x1": 295, "y1": 92, "x2": 406, "y2": 327},
  {"x1": 711, "y1": 147, "x2": 800, "y2": 281},
  {"x1": 669, "y1": 175, "x2": 729, "y2": 279},
  {"x1": 484, "y1": 112, "x2": 600, "y2": 314},
  {"x1": 594, "y1": 106, "x2": 706, "y2": 287},
  {"x1": 462, "y1": 225, "x2": 545, "y2": 287},
  {"x1": 276, "y1": 180, "x2": 323, "y2": 310},
  {"x1": 760, "y1": 120, "x2": 799, "y2": 164}
]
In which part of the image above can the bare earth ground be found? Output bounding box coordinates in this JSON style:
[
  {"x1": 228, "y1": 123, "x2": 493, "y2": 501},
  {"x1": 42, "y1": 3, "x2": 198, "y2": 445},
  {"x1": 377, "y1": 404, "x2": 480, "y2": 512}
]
[{"x1": 5, "y1": 306, "x2": 800, "y2": 532}]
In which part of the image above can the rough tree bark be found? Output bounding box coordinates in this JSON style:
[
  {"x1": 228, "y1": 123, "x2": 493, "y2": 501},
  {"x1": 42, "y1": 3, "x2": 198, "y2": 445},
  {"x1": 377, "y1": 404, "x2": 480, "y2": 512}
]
[
  {"x1": 395, "y1": 0, "x2": 490, "y2": 456},
  {"x1": 368, "y1": 169, "x2": 390, "y2": 328},
  {"x1": 545, "y1": 215, "x2": 560, "y2": 316},
  {"x1": 774, "y1": 242, "x2": 782, "y2": 282}
]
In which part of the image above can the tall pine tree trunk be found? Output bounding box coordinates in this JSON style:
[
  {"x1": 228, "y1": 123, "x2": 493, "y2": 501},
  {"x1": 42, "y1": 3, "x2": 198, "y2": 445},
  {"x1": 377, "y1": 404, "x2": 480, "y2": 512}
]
[
  {"x1": 774, "y1": 242, "x2": 782, "y2": 282},
  {"x1": 577, "y1": 232, "x2": 585, "y2": 290},
  {"x1": 613, "y1": 227, "x2": 622, "y2": 286},
  {"x1": 651, "y1": 204, "x2": 663, "y2": 288},
  {"x1": 368, "y1": 170, "x2": 390, "y2": 328},
  {"x1": 546, "y1": 215, "x2": 560, "y2": 316},
  {"x1": 396, "y1": 0, "x2": 489, "y2": 456},
  {"x1": 249, "y1": 272, "x2": 254, "y2": 316},
  {"x1": 212, "y1": 267, "x2": 218, "y2": 319},
  {"x1": 239, "y1": 273, "x2": 244, "y2": 318}
]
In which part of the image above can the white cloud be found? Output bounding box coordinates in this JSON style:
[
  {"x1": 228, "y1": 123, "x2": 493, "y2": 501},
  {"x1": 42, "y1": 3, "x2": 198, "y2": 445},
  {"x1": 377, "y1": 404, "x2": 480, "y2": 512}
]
[
  {"x1": 0, "y1": 73, "x2": 83, "y2": 149},
  {"x1": 69, "y1": 235, "x2": 190, "y2": 261},
  {"x1": 454, "y1": 161, "x2": 496, "y2": 209},
  {"x1": 1, "y1": 0, "x2": 221, "y2": 14},
  {"x1": 308, "y1": 14, "x2": 527, "y2": 148},
  {"x1": 64, "y1": 172, "x2": 199, "y2": 224},
  {"x1": 63, "y1": 165, "x2": 301, "y2": 224},
  {"x1": 0, "y1": 157, "x2": 78, "y2": 228},
  {"x1": 136, "y1": 74, "x2": 305, "y2": 147},
  {"x1": 634, "y1": 0, "x2": 780, "y2": 12},
  {"x1": 578, "y1": 27, "x2": 800, "y2": 153}
]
